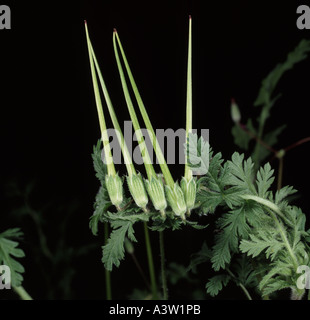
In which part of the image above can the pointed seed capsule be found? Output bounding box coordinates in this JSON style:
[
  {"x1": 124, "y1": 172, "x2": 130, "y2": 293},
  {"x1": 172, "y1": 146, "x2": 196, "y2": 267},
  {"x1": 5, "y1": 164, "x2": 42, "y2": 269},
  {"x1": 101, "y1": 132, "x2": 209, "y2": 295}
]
[
  {"x1": 145, "y1": 175, "x2": 167, "y2": 214},
  {"x1": 105, "y1": 173, "x2": 123, "y2": 208},
  {"x1": 127, "y1": 173, "x2": 149, "y2": 209},
  {"x1": 165, "y1": 182, "x2": 187, "y2": 219},
  {"x1": 180, "y1": 176, "x2": 197, "y2": 211}
]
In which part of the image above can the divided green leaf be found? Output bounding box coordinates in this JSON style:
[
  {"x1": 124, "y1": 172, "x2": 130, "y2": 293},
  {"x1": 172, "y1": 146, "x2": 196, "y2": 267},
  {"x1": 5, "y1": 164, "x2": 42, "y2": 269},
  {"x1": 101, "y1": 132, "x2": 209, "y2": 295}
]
[{"x1": 0, "y1": 228, "x2": 25, "y2": 287}]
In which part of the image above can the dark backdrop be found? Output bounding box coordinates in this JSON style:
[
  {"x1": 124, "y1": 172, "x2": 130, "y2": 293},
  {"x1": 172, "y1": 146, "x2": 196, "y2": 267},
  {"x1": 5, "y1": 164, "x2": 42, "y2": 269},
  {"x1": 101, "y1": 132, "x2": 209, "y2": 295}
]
[{"x1": 1, "y1": 0, "x2": 309, "y2": 300}]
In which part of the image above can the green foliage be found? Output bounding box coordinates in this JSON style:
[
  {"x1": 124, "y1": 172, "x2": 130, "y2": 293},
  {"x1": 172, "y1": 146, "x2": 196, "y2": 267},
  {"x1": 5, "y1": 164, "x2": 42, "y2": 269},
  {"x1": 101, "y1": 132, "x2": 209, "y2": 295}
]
[
  {"x1": 88, "y1": 31, "x2": 310, "y2": 300},
  {"x1": 233, "y1": 256, "x2": 257, "y2": 289},
  {"x1": 231, "y1": 39, "x2": 310, "y2": 167},
  {"x1": 186, "y1": 241, "x2": 212, "y2": 274},
  {"x1": 166, "y1": 262, "x2": 197, "y2": 285},
  {"x1": 92, "y1": 138, "x2": 209, "y2": 271},
  {"x1": 188, "y1": 135, "x2": 242, "y2": 214},
  {"x1": 92, "y1": 139, "x2": 108, "y2": 184},
  {"x1": 240, "y1": 231, "x2": 284, "y2": 260},
  {"x1": 0, "y1": 228, "x2": 25, "y2": 287},
  {"x1": 90, "y1": 140, "x2": 112, "y2": 236},
  {"x1": 195, "y1": 149, "x2": 310, "y2": 298},
  {"x1": 211, "y1": 205, "x2": 252, "y2": 271},
  {"x1": 185, "y1": 134, "x2": 309, "y2": 298},
  {"x1": 186, "y1": 132, "x2": 210, "y2": 175},
  {"x1": 254, "y1": 39, "x2": 310, "y2": 110},
  {"x1": 206, "y1": 274, "x2": 230, "y2": 297},
  {"x1": 90, "y1": 185, "x2": 111, "y2": 236},
  {"x1": 102, "y1": 210, "x2": 149, "y2": 271},
  {"x1": 231, "y1": 119, "x2": 256, "y2": 150},
  {"x1": 92, "y1": 124, "x2": 309, "y2": 298}
]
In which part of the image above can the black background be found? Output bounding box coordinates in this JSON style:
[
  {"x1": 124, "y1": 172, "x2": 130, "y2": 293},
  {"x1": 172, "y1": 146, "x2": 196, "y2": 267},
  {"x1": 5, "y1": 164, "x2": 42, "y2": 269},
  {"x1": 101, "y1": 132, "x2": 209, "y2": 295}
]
[{"x1": 0, "y1": 0, "x2": 309, "y2": 300}]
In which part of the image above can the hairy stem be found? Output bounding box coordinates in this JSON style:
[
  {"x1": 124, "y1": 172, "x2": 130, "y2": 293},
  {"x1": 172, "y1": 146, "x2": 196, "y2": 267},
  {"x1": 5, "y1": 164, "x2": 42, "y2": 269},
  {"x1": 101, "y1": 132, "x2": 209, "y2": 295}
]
[
  {"x1": 104, "y1": 222, "x2": 112, "y2": 300},
  {"x1": 237, "y1": 122, "x2": 277, "y2": 155},
  {"x1": 277, "y1": 157, "x2": 284, "y2": 191},
  {"x1": 241, "y1": 194, "x2": 286, "y2": 221},
  {"x1": 241, "y1": 194, "x2": 299, "y2": 270},
  {"x1": 25, "y1": 203, "x2": 53, "y2": 261},
  {"x1": 226, "y1": 268, "x2": 252, "y2": 300},
  {"x1": 284, "y1": 136, "x2": 310, "y2": 153},
  {"x1": 159, "y1": 231, "x2": 168, "y2": 300},
  {"x1": 130, "y1": 252, "x2": 151, "y2": 291},
  {"x1": 143, "y1": 222, "x2": 158, "y2": 299},
  {"x1": 13, "y1": 286, "x2": 33, "y2": 300},
  {"x1": 266, "y1": 207, "x2": 299, "y2": 270}
]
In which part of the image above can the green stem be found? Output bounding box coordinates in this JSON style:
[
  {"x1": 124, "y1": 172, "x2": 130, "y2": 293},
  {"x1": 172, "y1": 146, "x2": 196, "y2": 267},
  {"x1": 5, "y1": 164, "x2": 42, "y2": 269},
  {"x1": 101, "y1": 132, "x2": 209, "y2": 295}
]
[
  {"x1": 130, "y1": 252, "x2": 151, "y2": 291},
  {"x1": 159, "y1": 231, "x2": 168, "y2": 300},
  {"x1": 241, "y1": 194, "x2": 299, "y2": 270},
  {"x1": 25, "y1": 203, "x2": 53, "y2": 261},
  {"x1": 143, "y1": 222, "x2": 158, "y2": 299},
  {"x1": 13, "y1": 286, "x2": 33, "y2": 300},
  {"x1": 104, "y1": 222, "x2": 112, "y2": 300},
  {"x1": 277, "y1": 156, "x2": 284, "y2": 191},
  {"x1": 265, "y1": 207, "x2": 299, "y2": 270},
  {"x1": 226, "y1": 269, "x2": 252, "y2": 300},
  {"x1": 237, "y1": 122, "x2": 277, "y2": 155},
  {"x1": 241, "y1": 194, "x2": 287, "y2": 222}
]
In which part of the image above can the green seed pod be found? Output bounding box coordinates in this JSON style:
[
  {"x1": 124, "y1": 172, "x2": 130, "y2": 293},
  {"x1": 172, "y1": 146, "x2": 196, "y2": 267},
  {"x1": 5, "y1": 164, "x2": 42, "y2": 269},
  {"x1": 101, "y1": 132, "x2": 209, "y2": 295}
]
[
  {"x1": 165, "y1": 182, "x2": 187, "y2": 219},
  {"x1": 127, "y1": 173, "x2": 149, "y2": 209},
  {"x1": 145, "y1": 175, "x2": 167, "y2": 214},
  {"x1": 180, "y1": 176, "x2": 197, "y2": 210},
  {"x1": 105, "y1": 173, "x2": 123, "y2": 207}
]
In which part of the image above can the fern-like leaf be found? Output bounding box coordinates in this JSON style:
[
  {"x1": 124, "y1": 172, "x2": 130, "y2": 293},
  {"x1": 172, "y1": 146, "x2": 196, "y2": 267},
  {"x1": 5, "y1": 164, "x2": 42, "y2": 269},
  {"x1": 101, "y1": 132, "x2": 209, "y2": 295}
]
[
  {"x1": 206, "y1": 274, "x2": 230, "y2": 297},
  {"x1": 0, "y1": 228, "x2": 25, "y2": 287},
  {"x1": 102, "y1": 211, "x2": 149, "y2": 270},
  {"x1": 211, "y1": 205, "x2": 251, "y2": 271}
]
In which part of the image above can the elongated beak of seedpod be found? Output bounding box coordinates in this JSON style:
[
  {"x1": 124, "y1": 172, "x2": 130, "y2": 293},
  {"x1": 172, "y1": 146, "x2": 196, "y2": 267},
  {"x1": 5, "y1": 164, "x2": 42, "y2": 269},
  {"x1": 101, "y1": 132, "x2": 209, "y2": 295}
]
[
  {"x1": 113, "y1": 28, "x2": 189, "y2": 218},
  {"x1": 85, "y1": 21, "x2": 124, "y2": 210},
  {"x1": 87, "y1": 23, "x2": 152, "y2": 212},
  {"x1": 182, "y1": 15, "x2": 197, "y2": 216}
]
